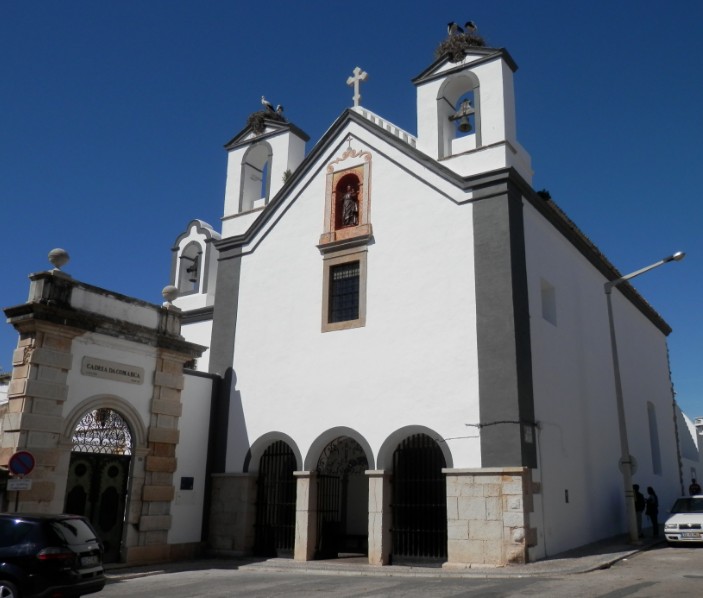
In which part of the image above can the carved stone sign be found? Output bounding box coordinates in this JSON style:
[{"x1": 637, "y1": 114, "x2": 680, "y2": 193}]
[{"x1": 81, "y1": 357, "x2": 144, "y2": 385}]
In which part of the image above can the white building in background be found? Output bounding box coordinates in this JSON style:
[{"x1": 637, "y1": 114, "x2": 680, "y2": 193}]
[{"x1": 2, "y1": 31, "x2": 695, "y2": 567}]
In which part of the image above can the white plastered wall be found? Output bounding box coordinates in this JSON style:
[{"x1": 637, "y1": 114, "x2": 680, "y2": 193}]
[
  {"x1": 224, "y1": 123, "x2": 482, "y2": 473},
  {"x1": 180, "y1": 320, "x2": 213, "y2": 373},
  {"x1": 523, "y1": 199, "x2": 681, "y2": 558},
  {"x1": 168, "y1": 372, "x2": 213, "y2": 544}
]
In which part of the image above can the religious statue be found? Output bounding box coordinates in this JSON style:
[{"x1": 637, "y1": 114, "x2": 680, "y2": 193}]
[{"x1": 341, "y1": 185, "x2": 359, "y2": 226}]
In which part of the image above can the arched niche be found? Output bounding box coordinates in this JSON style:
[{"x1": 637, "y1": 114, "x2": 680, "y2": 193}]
[
  {"x1": 177, "y1": 241, "x2": 203, "y2": 294},
  {"x1": 240, "y1": 142, "x2": 273, "y2": 212},
  {"x1": 334, "y1": 172, "x2": 362, "y2": 230},
  {"x1": 437, "y1": 72, "x2": 480, "y2": 158}
]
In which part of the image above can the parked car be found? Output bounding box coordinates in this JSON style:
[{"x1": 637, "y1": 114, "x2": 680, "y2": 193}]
[
  {"x1": 0, "y1": 513, "x2": 105, "y2": 597},
  {"x1": 664, "y1": 496, "x2": 703, "y2": 544}
]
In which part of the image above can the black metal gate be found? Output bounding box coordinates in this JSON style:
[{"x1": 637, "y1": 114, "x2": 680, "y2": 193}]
[
  {"x1": 64, "y1": 407, "x2": 133, "y2": 564},
  {"x1": 254, "y1": 441, "x2": 297, "y2": 557},
  {"x1": 391, "y1": 433, "x2": 447, "y2": 562},
  {"x1": 64, "y1": 453, "x2": 130, "y2": 563}
]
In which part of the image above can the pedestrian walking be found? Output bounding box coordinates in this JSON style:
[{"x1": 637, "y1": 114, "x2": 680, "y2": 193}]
[{"x1": 689, "y1": 478, "x2": 701, "y2": 495}]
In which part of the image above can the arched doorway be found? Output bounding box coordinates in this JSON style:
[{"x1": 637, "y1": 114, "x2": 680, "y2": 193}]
[
  {"x1": 391, "y1": 433, "x2": 447, "y2": 563},
  {"x1": 253, "y1": 440, "x2": 297, "y2": 557},
  {"x1": 316, "y1": 436, "x2": 369, "y2": 559},
  {"x1": 64, "y1": 408, "x2": 132, "y2": 563}
]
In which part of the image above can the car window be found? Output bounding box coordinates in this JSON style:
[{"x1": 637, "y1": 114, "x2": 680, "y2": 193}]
[
  {"x1": 49, "y1": 518, "x2": 98, "y2": 545},
  {"x1": 0, "y1": 519, "x2": 36, "y2": 547},
  {"x1": 671, "y1": 498, "x2": 703, "y2": 513}
]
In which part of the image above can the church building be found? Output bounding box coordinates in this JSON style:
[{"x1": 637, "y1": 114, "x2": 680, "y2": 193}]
[{"x1": 2, "y1": 30, "x2": 687, "y2": 568}]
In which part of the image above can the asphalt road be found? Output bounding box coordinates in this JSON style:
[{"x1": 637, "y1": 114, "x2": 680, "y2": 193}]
[{"x1": 101, "y1": 544, "x2": 703, "y2": 597}]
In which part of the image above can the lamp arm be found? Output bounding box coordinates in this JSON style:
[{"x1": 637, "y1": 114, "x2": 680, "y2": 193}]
[{"x1": 605, "y1": 252, "x2": 685, "y2": 291}]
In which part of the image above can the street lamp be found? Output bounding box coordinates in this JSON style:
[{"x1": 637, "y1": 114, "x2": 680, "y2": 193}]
[{"x1": 604, "y1": 251, "x2": 685, "y2": 544}]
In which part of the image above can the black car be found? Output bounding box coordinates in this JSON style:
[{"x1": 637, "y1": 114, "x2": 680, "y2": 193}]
[{"x1": 0, "y1": 513, "x2": 105, "y2": 598}]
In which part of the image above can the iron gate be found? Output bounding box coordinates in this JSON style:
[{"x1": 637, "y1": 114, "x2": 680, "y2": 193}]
[
  {"x1": 254, "y1": 441, "x2": 297, "y2": 557},
  {"x1": 64, "y1": 453, "x2": 130, "y2": 563},
  {"x1": 64, "y1": 408, "x2": 132, "y2": 563},
  {"x1": 391, "y1": 433, "x2": 447, "y2": 562}
]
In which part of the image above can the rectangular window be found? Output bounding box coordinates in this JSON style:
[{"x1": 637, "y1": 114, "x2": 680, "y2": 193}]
[
  {"x1": 329, "y1": 261, "x2": 360, "y2": 323},
  {"x1": 321, "y1": 248, "x2": 367, "y2": 332},
  {"x1": 540, "y1": 278, "x2": 557, "y2": 325}
]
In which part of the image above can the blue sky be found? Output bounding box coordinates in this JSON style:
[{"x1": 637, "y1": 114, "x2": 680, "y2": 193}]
[{"x1": 1, "y1": 1, "x2": 701, "y2": 417}]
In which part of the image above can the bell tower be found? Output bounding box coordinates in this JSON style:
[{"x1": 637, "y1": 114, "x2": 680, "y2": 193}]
[
  {"x1": 221, "y1": 108, "x2": 309, "y2": 238},
  {"x1": 413, "y1": 44, "x2": 532, "y2": 182}
]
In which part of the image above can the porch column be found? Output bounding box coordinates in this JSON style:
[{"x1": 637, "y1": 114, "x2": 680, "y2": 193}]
[
  {"x1": 366, "y1": 469, "x2": 391, "y2": 565},
  {"x1": 293, "y1": 470, "x2": 317, "y2": 561}
]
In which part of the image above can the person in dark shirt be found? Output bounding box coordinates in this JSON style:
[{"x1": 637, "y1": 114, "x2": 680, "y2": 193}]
[
  {"x1": 633, "y1": 484, "x2": 645, "y2": 538},
  {"x1": 646, "y1": 486, "x2": 659, "y2": 537},
  {"x1": 689, "y1": 479, "x2": 701, "y2": 495}
]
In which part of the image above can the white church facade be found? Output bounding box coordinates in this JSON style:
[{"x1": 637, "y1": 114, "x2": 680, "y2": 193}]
[{"x1": 1, "y1": 34, "x2": 694, "y2": 567}]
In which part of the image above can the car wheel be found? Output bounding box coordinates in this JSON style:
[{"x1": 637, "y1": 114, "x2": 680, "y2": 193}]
[{"x1": 0, "y1": 580, "x2": 20, "y2": 598}]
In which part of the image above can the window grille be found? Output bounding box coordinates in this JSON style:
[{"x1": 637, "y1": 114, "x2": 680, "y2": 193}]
[
  {"x1": 329, "y1": 261, "x2": 360, "y2": 323},
  {"x1": 72, "y1": 408, "x2": 132, "y2": 455}
]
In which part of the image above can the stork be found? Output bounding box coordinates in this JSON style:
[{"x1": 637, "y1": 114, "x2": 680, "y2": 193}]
[
  {"x1": 447, "y1": 22, "x2": 463, "y2": 36},
  {"x1": 261, "y1": 96, "x2": 275, "y2": 112}
]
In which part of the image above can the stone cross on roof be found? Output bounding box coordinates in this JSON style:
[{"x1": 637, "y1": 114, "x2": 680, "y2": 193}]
[{"x1": 346, "y1": 66, "x2": 368, "y2": 108}]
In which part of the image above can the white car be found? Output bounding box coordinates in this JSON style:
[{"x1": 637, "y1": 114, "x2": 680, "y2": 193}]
[{"x1": 664, "y1": 496, "x2": 703, "y2": 544}]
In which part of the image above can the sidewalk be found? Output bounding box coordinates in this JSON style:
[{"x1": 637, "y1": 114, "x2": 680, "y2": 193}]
[{"x1": 105, "y1": 534, "x2": 664, "y2": 581}]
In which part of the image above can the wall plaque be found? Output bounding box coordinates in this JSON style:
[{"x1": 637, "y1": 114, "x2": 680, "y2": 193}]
[{"x1": 81, "y1": 356, "x2": 144, "y2": 385}]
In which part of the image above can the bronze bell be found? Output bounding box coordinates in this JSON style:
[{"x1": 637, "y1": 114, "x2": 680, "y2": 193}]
[
  {"x1": 449, "y1": 98, "x2": 475, "y2": 133},
  {"x1": 457, "y1": 115, "x2": 472, "y2": 132}
]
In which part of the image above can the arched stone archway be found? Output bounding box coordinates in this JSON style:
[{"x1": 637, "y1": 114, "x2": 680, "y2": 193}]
[{"x1": 315, "y1": 436, "x2": 369, "y2": 559}]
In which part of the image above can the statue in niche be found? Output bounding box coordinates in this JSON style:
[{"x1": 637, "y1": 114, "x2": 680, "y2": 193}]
[{"x1": 341, "y1": 184, "x2": 359, "y2": 227}]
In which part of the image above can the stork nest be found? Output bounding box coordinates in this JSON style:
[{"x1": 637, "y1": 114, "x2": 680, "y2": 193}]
[
  {"x1": 247, "y1": 109, "x2": 286, "y2": 134},
  {"x1": 435, "y1": 33, "x2": 487, "y2": 62}
]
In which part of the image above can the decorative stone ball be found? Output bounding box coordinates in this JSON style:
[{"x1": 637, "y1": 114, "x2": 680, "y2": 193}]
[
  {"x1": 162, "y1": 285, "x2": 179, "y2": 303},
  {"x1": 48, "y1": 248, "x2": 70, "y2": 270}
]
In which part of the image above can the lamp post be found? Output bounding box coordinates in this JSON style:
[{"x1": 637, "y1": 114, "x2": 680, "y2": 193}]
[{"x1": 604, "y1": 251, "x2": 685, "y2": 544}]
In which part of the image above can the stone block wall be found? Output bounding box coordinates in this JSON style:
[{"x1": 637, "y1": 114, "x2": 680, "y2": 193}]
[
  {"x1": 0, "y1": 325, "x2": 78, "y2": 513},
  {"x1": 208, "y1": 473, "x2": 257, "y2": 554},
  {"x1": 443, "y1": 467, "x2": 536, "y2": 568}
]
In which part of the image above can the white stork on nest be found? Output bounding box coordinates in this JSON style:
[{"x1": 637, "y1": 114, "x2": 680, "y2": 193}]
[{"x1": 261, "y1": 96, "x2": 275, "y2": 112}]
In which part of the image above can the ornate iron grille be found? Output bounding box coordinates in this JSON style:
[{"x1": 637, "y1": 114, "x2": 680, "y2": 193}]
[
  {"x1": 317, "y1": 435, "x2": 368, "y2": 476},
  {"x1": 72, "y1": 408, "x2": 132, "y2": 455},
  {"x1": 391, "y1": 433, "x2": 447, "y2": 561},
  {"x1": 254, "y1": 440, "x2": 297, "y2": 557}
]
